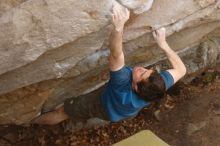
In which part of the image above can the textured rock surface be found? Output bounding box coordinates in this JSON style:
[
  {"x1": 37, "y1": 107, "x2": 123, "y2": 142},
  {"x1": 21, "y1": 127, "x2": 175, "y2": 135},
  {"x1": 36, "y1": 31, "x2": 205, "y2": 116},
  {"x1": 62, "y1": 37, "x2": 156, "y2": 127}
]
[{"x1": 0, "y1": 0, "x2": 220, "y2": 124}]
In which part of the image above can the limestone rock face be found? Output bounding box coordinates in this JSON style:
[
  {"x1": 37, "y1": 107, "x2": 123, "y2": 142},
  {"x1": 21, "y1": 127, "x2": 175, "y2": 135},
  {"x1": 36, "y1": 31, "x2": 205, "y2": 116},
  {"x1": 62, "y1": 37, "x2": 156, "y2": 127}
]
[{"x1": 0, "y1": 0, "x2": 220, "y2": 124}]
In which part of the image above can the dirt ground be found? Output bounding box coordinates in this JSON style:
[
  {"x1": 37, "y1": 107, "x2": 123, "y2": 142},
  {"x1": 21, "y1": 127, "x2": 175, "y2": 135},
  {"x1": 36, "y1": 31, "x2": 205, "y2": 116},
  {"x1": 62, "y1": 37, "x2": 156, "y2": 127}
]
[{"x1": 0, "y1": 66, "x2": 220, "y2": 146}]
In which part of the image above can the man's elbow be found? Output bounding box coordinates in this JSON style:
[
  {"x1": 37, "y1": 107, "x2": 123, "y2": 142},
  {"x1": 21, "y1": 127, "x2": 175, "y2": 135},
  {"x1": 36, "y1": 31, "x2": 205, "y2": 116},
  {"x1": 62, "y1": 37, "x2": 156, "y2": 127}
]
[
  {"x1": 180, "y1": 65, "x2": 187, "y2": 77},
  {"x1": 110, "y1": 52, "x2": 123, "y2": 60},
  {"x1": 176, "y1": 65, "x2": 187, "y2": 80}
]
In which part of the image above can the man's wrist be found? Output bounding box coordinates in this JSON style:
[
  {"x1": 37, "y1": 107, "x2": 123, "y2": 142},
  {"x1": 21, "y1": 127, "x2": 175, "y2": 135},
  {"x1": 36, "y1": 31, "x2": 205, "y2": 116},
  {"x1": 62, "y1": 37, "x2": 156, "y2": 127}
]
[
  {"x1": 114, "y1": 24, "x2": 124, "y2": 32},
  {"x1": 113, "y1": 28, "x2": 123, "y2": 34},
  {"x1": 159, "y1": 41, "x2": 169, "y2": 50}
]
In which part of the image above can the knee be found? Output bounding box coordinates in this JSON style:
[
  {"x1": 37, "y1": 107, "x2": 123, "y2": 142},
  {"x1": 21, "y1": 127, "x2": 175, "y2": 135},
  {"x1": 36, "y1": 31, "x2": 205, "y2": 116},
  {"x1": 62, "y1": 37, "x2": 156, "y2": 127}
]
[
  {"x1": 55, "y1": 106, "x2": 69, "y2": 120},
  {"x1": 55, "y1": 106, "x2": 65, "y2": 114}
]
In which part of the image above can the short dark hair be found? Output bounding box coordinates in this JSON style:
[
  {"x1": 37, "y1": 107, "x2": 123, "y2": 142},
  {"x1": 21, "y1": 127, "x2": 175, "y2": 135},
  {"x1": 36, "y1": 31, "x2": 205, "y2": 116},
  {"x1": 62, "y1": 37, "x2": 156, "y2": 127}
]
[{"x1": 136, "y1": 71, "x2": 166, "y2": 102}]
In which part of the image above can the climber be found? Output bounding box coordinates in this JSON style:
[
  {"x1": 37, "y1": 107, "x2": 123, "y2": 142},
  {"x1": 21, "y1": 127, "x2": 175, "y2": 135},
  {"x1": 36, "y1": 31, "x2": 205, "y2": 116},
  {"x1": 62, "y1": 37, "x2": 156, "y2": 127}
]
[{"x1": 31, "y1": 4, "x2": 186, "y2": 125}]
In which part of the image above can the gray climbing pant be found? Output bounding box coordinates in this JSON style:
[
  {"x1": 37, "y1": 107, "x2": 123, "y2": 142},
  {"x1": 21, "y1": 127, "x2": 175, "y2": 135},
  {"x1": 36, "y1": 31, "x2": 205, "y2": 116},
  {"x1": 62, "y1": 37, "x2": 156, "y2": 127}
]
[{"x1": 64, "y1": 86, "x2": 109, "y2": 121}]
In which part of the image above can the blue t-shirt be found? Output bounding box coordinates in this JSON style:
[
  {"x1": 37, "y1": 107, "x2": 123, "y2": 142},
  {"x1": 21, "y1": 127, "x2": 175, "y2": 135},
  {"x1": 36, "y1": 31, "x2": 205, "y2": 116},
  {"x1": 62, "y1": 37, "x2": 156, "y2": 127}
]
[{"x1": 101, "y1": 66, "x2": 174, "y2": 122}]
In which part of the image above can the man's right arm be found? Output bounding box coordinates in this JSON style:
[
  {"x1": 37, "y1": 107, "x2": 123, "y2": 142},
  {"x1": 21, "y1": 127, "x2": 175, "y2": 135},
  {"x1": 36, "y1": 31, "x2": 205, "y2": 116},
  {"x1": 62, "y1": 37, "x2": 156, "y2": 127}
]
[
  {"x1": 153, "y1": 28, "x2": 187, "y2": 84},
  {"x1": 109, "y1": 4, "x2": 130, "y2": 72}
]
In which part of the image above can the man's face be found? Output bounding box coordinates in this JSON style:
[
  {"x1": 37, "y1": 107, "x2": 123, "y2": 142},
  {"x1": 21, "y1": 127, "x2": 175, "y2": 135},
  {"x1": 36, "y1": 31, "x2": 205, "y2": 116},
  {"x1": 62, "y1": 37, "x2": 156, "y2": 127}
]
[{"x1": 132, "y1": 67, "x2": 154, "y2": 92}]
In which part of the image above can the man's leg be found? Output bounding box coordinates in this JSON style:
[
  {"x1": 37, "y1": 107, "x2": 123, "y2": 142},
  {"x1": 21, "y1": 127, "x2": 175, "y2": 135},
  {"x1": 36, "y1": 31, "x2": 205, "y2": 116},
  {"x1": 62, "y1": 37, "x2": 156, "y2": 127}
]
[
  {"x1": 32, "y1": 86, "x2": 108, "y2": 125},
  {"x1": 31, "y1": 106, "x2": 69, "y2": 125}
]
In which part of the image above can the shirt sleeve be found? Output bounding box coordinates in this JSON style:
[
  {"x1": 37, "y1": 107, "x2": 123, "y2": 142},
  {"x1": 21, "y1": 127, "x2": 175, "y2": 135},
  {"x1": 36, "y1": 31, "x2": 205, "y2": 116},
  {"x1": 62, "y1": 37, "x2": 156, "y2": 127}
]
[
  {"x1": 159, "y1": 71, "x2": 174, "y2": 90},
  {"x1": 109, "y1": 66, "x2": 132, "y2": 86}
]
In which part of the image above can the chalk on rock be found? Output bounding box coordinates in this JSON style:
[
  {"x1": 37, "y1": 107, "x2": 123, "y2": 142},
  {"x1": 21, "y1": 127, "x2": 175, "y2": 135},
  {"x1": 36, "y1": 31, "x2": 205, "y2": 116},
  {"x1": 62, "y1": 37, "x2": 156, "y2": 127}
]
[{"x1": 117, "y1": 0, "x2": 154, "y2": 14}]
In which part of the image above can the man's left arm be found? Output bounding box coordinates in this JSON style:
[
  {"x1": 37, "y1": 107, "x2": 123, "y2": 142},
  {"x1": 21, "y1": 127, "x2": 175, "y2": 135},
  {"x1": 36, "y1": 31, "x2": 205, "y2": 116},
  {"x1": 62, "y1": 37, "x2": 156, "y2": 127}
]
[{"x1": 153, "y1": 28, "x2": 186, "y2": 84}]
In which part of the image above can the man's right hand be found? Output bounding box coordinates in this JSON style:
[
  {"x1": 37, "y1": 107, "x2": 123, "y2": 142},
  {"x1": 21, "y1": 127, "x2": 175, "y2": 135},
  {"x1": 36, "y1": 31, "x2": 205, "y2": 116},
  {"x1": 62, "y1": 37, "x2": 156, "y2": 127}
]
[{"x1": 112, "y1": 3, "x2": 130, "y2": 32}]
